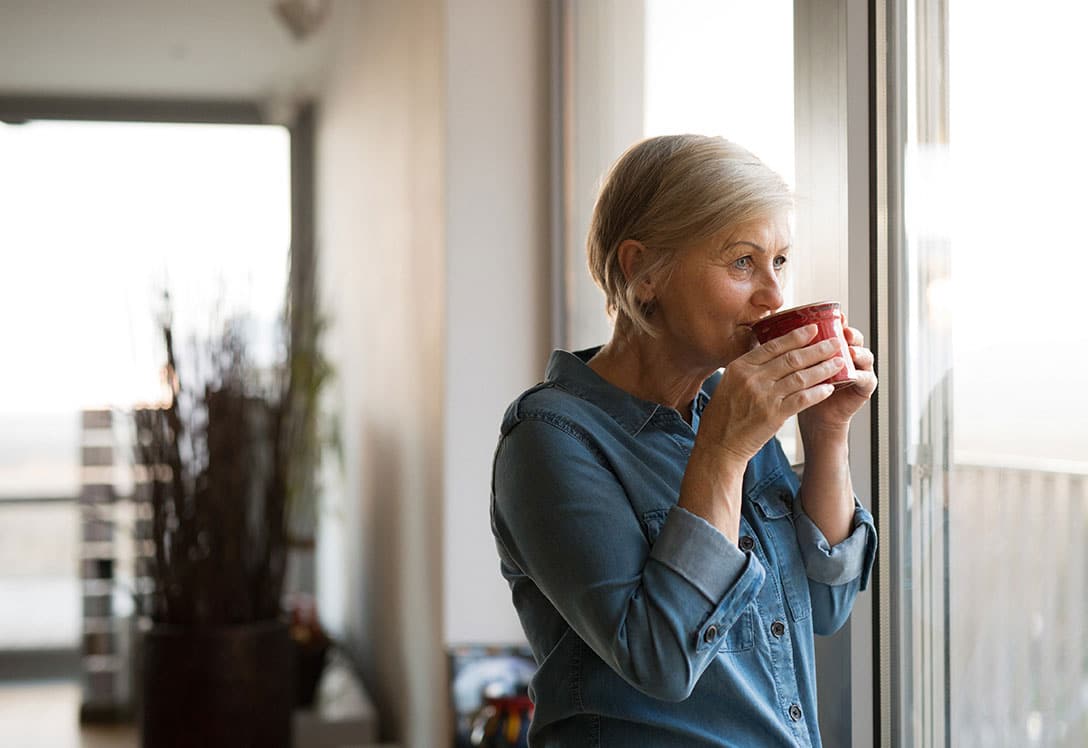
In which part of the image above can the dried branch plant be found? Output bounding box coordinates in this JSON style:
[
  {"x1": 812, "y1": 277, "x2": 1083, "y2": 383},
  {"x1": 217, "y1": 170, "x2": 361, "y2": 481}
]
[{"x1": 134, "y1": 315, "x2": 292, "y2": 626}]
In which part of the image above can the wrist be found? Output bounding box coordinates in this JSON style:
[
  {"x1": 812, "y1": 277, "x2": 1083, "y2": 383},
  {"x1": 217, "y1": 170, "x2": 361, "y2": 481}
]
[
  {"x1": 680, "y1": 442, "x2": 746, "y2": 544},
  {"x1": 691, "y1": 440, "x2": 749, "y2": 483},
  {"x1": 798, "y1": 418, "x2": 850, "y2": 445},
  {"x1": 799, "y1": 426, "x2": 850, "y2": 463}
]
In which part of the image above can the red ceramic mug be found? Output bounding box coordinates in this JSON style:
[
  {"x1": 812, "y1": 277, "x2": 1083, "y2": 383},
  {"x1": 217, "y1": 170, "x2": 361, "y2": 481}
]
[{"x1": 750, "y1": 301, "x2": 857, "y2": 389}]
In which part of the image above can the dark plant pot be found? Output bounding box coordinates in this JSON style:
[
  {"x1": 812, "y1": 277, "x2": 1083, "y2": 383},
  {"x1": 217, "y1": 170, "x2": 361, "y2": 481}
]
[
  {"x1": 293, "y1": 639, "x2": 330, "y2": 708},
  {"x1": 140, "y1": 620, "x2": 293, "y2": 748}
]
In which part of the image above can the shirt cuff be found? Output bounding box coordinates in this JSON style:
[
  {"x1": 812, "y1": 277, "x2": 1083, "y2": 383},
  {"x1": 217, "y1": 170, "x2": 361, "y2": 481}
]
[
  {"x1": 650, "y1": 505, "x2": 751, "y2": 603},
  {"x1": 794, "y1": 500, "x2": 877, "y2": 589}
]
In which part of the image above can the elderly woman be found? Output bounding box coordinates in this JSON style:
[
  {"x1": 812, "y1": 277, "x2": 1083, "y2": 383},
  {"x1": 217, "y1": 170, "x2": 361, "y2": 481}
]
[{"x1": 491, "y1": 134, "x2": 877, "y2": 747}]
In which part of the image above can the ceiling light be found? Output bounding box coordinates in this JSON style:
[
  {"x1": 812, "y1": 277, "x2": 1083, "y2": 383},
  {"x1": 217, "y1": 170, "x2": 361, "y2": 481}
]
[{"x1": 274, "y1": 0, "x2": 330, "y2": 42}]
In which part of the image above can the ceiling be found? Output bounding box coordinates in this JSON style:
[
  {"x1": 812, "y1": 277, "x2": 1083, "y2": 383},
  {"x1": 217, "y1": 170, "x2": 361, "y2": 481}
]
[{"x1": 0, "y1": 0, "x2": 336, "y2": 108}]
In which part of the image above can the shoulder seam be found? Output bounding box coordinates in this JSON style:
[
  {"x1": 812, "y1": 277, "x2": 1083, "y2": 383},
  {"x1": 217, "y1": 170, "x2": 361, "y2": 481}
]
[{"x1": 507, "y1": 410, "x2": 610, "y2": 470}]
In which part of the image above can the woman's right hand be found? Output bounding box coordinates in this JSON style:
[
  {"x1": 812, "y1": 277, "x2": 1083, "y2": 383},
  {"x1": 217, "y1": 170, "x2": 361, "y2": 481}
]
[{"x1": 699, "y1": 324, "x2": 844, "y2": 464}]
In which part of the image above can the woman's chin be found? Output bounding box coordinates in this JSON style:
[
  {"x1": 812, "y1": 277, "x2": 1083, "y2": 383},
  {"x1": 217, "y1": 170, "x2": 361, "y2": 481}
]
[{"x1": 733, "y1": 328, "x2": 759, "y2": 354}]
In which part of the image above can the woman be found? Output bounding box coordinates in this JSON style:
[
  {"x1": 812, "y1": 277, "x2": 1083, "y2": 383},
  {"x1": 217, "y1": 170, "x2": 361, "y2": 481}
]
[{"x1": 491, "y1": 135, "x2": 877, "y2": 747}]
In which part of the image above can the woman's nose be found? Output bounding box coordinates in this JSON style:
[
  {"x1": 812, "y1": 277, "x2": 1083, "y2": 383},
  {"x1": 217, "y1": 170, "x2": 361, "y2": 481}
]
[{"x1": 753, "y1": 270, "x2": 785, "y2": 311}]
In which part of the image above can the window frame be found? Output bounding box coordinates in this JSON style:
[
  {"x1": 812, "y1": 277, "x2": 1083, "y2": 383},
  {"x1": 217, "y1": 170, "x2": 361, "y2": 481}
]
[
  {"x1": 872, "y1": 0, "x2": 911, "y2": 745},
  {"x1": 0, "y1": 95, "x2": 314, "y2": 676},
  {"x1": 793, "y1": 1, "x2": 879, "y2": 745}
]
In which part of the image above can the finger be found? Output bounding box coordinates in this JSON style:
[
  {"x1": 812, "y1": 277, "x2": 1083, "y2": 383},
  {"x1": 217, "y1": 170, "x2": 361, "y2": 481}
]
[
  {"x1": 850, "y1": 370, "x2": 878, "y2": 398},
  {"x1": 746, "y1": 324, "x2": 820, "y2": 365},
  {"x1": 768, "y1": 338, "x2": 841, "y2": 381},
  {"x1": 843, "y1": 326, "x2": 864, "y2": 346},
  {"x1": 781, "y1": 382, "x2": 836, "y2": 415},
  {"x1": 849, "y1": 345, "x2": 875, "y2": 370},
  {"x1": 775, "y1": 356, "x2": 846, "y2": 393}
]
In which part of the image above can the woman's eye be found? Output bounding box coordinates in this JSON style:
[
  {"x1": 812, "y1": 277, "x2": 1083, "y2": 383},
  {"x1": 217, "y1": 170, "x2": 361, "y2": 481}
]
[
  {"x1": 774, "y1": 255, "x2": 788, "y2": 270},
  {"x1": 733, "y1": 256, "x2": 753, "y2": 270}
]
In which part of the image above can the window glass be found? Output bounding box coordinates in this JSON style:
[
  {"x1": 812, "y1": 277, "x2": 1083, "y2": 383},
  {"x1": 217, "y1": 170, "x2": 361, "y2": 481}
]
[
  {"x1": 900, "y1": 1, "x2": 1088, "y2": 744},
  {"x1": 644, "y1": 0, "x2": 794, "y2": 187},
  {"x1": 0, "y1": 120, "x2": 289, "y2": 650}
]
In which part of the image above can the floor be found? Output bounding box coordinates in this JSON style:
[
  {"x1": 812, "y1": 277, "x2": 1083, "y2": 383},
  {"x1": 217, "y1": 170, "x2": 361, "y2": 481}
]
[{"x1": 0, "y1": 680, "x2": 137, "y2": 748}]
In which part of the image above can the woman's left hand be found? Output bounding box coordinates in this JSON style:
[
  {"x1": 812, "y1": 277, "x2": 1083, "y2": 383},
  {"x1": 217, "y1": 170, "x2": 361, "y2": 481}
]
[{"x1": 797, "y1": 314, "x2": 877, "y2": 432}]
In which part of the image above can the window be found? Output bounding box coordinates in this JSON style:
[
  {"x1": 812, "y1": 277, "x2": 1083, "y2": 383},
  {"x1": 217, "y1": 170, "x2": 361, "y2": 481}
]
[
  {"x1": 643, "y1": 0, "x2": 794, "y2": 188},
  {"x1": 0, "y1": 119, "x2": 289, "y2": 652},
  {"x1": 882, "y1": 0, "x2": 1088, "y2": 744}
]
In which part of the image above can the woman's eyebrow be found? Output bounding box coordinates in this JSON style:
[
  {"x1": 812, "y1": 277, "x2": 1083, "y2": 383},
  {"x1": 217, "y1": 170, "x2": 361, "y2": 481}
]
[{"x1": 724, "y1": 241, "x2": 791, "y2": 253}]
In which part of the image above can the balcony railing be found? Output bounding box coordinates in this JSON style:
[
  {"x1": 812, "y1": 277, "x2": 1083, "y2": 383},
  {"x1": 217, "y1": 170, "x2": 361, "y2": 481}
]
[{"x1": 950, "y1": 462, "x2": 1088, "y2": 746}]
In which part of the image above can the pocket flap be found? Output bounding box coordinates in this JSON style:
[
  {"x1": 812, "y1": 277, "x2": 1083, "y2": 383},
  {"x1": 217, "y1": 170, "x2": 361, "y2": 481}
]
[{"x1": 750, "y1": 489, "x2": 792, "y2": 519}]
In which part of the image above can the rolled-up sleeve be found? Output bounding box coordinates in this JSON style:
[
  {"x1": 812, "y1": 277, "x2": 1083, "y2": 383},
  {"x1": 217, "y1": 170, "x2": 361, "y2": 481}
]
[
  {"x1": 492, "y1": 418, "x2": 765, "y2": 702},
  {"x1": 651, "y1": 506, "x2": 751, "y2": 602},
  {"x1": 652, "y1": 507, "x2": 766, "y2": 660},
  {"x1": 793, "y1": 500, "x2": 877, "y2": 589},
  {"x1": 793, "y1": 499, "x2": 877, "y2": 635}
]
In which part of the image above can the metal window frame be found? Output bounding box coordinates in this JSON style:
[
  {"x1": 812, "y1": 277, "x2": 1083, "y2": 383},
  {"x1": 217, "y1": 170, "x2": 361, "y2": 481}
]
[
  {"x1": 872, "y1": 0, "x2": 910, "y2": 745},
  {"x1": 873, "y1": 0, "x2": 953, "y2": 744},
  {"x1": 792, "y1": 1, "x2": 882, "y2": 745},
  {"x1": 0, "y1": 95, "x2": 264, "y2": 125}
]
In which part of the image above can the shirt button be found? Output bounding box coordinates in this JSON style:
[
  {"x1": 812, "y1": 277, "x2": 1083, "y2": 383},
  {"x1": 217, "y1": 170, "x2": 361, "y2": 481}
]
[
  {"x1": 771, "y1": 621, "x2": 786, "y2": 638},
  {"x1": 738, "y1": 536, "x2": 755, "y2": 552},
  {"x1": 789, "y1": 704, "x2": 803, "y2": 721},
  {"x1": 703, "y1": 625, "x2": 719, "y2": 644}
]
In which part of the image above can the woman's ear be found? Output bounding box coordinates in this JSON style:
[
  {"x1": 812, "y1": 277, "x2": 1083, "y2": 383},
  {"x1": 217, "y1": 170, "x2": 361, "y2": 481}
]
[{"x1": 617, "y1": 239, "x2": 657, "y2": 305}]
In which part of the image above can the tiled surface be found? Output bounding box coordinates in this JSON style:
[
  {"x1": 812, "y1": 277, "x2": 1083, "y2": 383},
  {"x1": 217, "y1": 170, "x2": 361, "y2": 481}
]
[{"x1": 0, "y1": 680, "x2": 137, "y2": 748}]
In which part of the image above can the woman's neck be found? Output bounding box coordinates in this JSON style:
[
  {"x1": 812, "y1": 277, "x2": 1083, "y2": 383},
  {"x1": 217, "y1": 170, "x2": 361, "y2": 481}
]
[{"x1": 587, "y1": 328, "x2": 714, "y2": 421}]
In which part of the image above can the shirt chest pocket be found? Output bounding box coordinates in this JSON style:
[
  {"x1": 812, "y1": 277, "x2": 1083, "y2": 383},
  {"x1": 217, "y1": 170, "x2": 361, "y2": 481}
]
[
  {"x1": 641, "y1": 508, "x2": 755, "y2": 653},
  {"x1": 747, "y1": 490, "x2": 812, "y2": 622}
]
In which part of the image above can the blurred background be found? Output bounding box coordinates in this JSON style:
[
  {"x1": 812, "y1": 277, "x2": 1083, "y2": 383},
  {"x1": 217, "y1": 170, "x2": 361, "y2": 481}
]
[{"x1": 0, "y1": 1, "x2": 1085, "y2": 747}]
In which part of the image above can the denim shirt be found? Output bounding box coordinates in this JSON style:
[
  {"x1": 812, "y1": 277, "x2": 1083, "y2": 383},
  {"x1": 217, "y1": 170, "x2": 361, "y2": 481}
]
[{"x1": 491, "y1": 348, "x2": 877, "y2": 747}]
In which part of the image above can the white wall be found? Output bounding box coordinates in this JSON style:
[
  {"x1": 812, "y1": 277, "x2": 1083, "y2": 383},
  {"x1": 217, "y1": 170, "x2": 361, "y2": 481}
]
[
  {"x1": 317, "y1": 0, "x2": 552, "y2": 744},
  {"x1": 563, "y1": 0, "x2": 645, "y2": 351},
  {"x1": 315, "y1": 1, "x2": 446, "y2": 746},
  {"x1": 443, "y1": 0, "x2": 550, "y2": 646}
]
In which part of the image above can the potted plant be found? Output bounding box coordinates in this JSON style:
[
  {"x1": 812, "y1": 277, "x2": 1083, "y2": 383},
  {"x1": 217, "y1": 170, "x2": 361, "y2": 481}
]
[{"x1": 134, "y1": 286, "x2": 331, "y2": 747}]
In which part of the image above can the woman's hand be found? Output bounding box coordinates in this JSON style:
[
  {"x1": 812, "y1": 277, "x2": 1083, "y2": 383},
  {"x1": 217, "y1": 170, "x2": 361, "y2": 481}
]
[
  {"x1": 698, "y1": 323, "x2": 843, "y2": 464},
  {"x1": 796, "y1": 314, "x2": 878, "y2": 435}
]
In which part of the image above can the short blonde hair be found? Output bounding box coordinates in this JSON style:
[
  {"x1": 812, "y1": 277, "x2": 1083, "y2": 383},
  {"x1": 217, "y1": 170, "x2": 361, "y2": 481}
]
[{"x1": 587, "y1": 134, "x2": 793, "y2": 337}]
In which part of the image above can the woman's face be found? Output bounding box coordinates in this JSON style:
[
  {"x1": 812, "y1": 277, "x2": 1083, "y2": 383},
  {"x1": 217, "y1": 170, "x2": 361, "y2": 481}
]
[{"x1": 651, "y1": 213, "x2": 791, "y2": 369}]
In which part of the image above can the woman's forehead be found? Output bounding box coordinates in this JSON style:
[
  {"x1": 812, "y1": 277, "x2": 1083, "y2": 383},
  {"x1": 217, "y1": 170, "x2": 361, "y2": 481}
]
[{"x1": 716, "y1": 215, "x2": 792, "y2": 249}]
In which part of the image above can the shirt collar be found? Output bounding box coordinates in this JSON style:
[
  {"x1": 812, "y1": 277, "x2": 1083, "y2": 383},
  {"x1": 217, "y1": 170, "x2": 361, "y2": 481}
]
[{"x1": 544, "y1": 347, "x2": 717, "y2": 437}]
